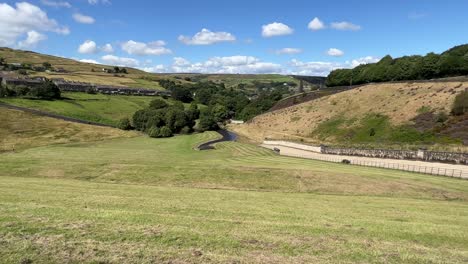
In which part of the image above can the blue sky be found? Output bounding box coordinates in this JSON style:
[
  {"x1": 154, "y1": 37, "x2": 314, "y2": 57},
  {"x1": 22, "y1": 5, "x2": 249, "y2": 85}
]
[{"x1": 0, "y1": 0, "x2": 467, "y2": 75}]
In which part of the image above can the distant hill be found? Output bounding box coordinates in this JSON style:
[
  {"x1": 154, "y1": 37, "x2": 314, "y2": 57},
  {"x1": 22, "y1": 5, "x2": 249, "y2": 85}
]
[
  {"x1": 326, "y1": 44, "x2": 468, "y2": 87},
  {"x1": 0, "y1": 47, "x2": 320, "y2": 91}
]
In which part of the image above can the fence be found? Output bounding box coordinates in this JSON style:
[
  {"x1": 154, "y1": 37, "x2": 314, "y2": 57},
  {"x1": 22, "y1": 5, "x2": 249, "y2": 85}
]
[{"x1": 263, "y1": 146, "x2": 468, "y2": 179}]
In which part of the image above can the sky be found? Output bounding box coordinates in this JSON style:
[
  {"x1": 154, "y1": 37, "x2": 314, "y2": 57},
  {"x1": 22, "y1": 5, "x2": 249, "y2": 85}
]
[{"x1": 0, "y1": 0, "x2": 467, "y2": 76}]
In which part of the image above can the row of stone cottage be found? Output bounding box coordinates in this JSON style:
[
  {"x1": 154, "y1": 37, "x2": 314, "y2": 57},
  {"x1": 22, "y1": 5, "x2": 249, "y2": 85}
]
[{"x1": 0, "y1": 75, "x2": 170, "y2": 97}]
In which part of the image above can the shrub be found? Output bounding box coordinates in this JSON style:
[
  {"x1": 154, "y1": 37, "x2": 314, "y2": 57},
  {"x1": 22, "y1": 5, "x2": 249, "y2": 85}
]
[
  {"x1": 435, "y1": 111, "x2": 449, "y2": 123},
  {"x1": 117, "y1": 118, "x2": 133, "y2": 130},
  {"x1": 148, "y1": 126, "x2": 161, "y2": 138},
  {"x1": 29, "y1": 80, "x2": 61, "y2": 99},
  {"x1": 180, "y1": 126, "x2": 191, "y2": 134},
  {"x1": 451, "y1": 90, "x2": 468, "y2": 116},
  {"x1": 149, "y1": 99, "x2": 168, "y2": 109},
  {"x1": 159, "y1": 126, "x2": 173, "y2": 137}
]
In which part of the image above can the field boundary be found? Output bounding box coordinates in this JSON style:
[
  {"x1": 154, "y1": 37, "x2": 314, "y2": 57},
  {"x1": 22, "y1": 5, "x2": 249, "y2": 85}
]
[
  {"x1": 0, "y1": 102, "x2": 113, "y2": 128},
  {"x1": 261, "y1": 142, "x2": 468, "y2": 179}
]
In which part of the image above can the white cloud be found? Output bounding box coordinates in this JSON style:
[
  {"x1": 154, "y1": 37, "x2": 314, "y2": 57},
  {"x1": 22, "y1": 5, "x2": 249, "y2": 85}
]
[
  {"x1": 88, "y1": 0, "x2": 110, "y2": 5},
  {"x1": 178, "y1": 28, "x2": 236, "y2": 45},
  {"x1": 349, "y1": 56, "x2": 380, "y2": 67},
  {"x1": 73, "y1": 13, "x2": 95, "y2": 24},
  {"x1": 18, "y1": 30, "x2": 47, "y2": 48},
  {"x1": 331, "y1": 21, "x2": 361, "y2": 31},
  {"x1": 275, "y1": 48, "x2": 303, "y2": 55},
  {"x1": 41, "y1": 0, "x2": 71, "y2": 8},
  {"x1": 308, "y1": 17, "x2": 325, "y2": 31},
  {"x1": 262, "y1": 22, "x2": 293, "y2": 37},
  {"x1": 289, "y1": 56, "x2": 380, "y2": 76},
  {"x1": 101, "y1": 43, "x2": 113, "y2": 53},
  {"x1": 121, "y1": 40, "x2": 172, "y2": 56},
  {"x1": 327, "y1": 48, "x2": 344, "y2": 57},
  {"x1": 145, "y1": 56, "x2": 282, "y2": 74},
  {"x1": 0, "y1": 2, "x2": 69, "y2": 47},
  {"x1": 101, "y1": 55, "x2": 139, "y2": 67},
  {"x1": 79, "y1": 59, "x2": 99, "y2": 64},
  {"x1": 78, "y1": 40, "x2": 98, "y2": 54}
]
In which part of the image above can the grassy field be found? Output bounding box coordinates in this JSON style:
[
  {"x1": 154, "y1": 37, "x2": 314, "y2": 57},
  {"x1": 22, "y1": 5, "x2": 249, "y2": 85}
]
[
  {"x1": 1, "y1": 131, "x2": 467, "y2": 263},
  {"x1": 0, "y1": 108, "x2": 138, "y2": 152},
  {"x1": 0, "y1": 92, "x2": 171, "y2": 126}
]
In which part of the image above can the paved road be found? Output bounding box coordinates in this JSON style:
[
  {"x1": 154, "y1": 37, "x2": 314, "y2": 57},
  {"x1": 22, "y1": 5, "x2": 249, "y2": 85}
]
[
  {"x1": 261, "y1": 144, "x2": 468, "y2": 179},
  {"x1": 0, "y1": 102, "x2": 113, "y2": 127},
  {"x1": 198, "y1": 130, "x2": 237, "y2": 150}
]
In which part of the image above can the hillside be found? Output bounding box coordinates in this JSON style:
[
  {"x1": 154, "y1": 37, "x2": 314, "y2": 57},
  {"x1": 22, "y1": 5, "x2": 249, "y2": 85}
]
[
  {"x1": 0, "y1": 48, "x2": 317, "y2": 92},
  {"x1": 0, "y1": 108, "x2": 138, "y2": 152},
  {"x1": 231, "y1": 80, "x2": 468, "y2": 150}
]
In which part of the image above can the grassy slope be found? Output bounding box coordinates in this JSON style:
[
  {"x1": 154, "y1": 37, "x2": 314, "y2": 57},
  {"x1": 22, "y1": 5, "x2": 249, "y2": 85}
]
[
  {"x1": 0, "y1": 47, "x2": 166, "y2": 89},
  {"x1": 0, "y1": 92, "x2": 168, "y2": 126},
  {"x1": 232, "y1": 81, "x2": 468, "y2": 150},
  {"x1": 0, "y1": 108, "x2": 138, "y2": 152},
  {"x1": 1, "y1": 132, "x2": 467, "y2": 263}
]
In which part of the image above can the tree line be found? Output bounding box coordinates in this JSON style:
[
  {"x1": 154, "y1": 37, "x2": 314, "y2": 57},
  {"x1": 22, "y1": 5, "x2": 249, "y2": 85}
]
[{"x1": 326, "y1": 44, "x2": 468, "y2": 87}]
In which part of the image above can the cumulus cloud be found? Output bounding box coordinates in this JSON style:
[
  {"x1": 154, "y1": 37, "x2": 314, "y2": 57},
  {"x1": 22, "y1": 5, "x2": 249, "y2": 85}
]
[
  {"x1": 308, "y1": 17, "x2": 325, "y2": 31},
  {"x1": 349, "y1": 56, "x2": 380, "y2": 67},
  {"x1": 101, "y1": 43, "x2": 113, "y2": 53},
  {"x1": 121, "y1": 40, "x2": 172, "y2": 56},
  {"x1": 73, "y1": 13, "x2": 95, "y2": 24},
  {"x1": 262, "y1": 22, "x2": 293, "y2": 37},
  {"x1": 101, "y1": 55, "x2": 139, "y2": 67},
  {"x1": 327, "y1": 48, "x2": 344, "y2": 57},
  {"x1": 178, "y1": 28, "x2": 236, "y2": 45},
  {"x1": 275, "y1": 48, "x2": 303, "y2": 55},
  {"x1": 78, "y1": 40, "x2": 98, "y2": 54},
  {"x1": 18, "y1": 30, "x2": 47, "y2": 48},
  {"x1": 289, "y1": 56, "x2": 380, "y2": 76},
  {"x1": 0, "y1": 2, "x2": 69, "y2": 47},
  {"x1": 144, "y1": 56, "x2": 282, "y2": 74},
  {"x1": 40, "y1": 0, "x2": 71, "y2": 8},
  {"x1": 79, "y1": 58, "x2": 99, "y2": 64},
  {"x1": 331, "y1": 21, "x2": 361, "y2": 31}
]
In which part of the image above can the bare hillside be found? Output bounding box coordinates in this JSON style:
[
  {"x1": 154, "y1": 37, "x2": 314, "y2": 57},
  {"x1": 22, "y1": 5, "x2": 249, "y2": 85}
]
[{"x1": 231, "y1": 81, "x2": 468, "y2": 148}]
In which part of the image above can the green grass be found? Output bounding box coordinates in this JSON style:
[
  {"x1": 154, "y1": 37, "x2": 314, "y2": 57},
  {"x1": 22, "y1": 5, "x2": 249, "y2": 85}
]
[
  {"x1": 312, "y1": 113, "x2": 461, "y2": 148},
  {"x1": 1, "y1": 132, "x2": 468, "y2": 263},
  {"x1": 0, "y1": 93, "x2": 172, "y2": 126}
]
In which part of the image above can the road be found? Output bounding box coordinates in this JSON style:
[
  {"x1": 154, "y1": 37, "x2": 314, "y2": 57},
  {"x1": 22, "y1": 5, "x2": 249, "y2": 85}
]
[{"x1": 261, "y1": 144, "x2": 468, "y2": 179}]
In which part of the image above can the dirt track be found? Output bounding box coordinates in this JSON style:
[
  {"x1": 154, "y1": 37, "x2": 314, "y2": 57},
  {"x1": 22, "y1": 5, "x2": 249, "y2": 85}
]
[{"x1": 261, "y1": 144, "x2": 468, "y2": 179}]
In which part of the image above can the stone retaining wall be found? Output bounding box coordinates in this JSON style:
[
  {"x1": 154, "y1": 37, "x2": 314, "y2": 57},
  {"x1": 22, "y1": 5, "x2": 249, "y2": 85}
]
[{"x1": 262, "y1": 140, "x2": 468, "y2": 165}]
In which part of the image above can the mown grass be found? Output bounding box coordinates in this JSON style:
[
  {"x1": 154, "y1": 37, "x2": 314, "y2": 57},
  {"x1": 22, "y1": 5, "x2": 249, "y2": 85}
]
[
  {"x1": 1, "y1": 132, "x2": 468, "y2": 263},
  {"x1": 0, "y1": 108, "x2": 139, "y2": 152},
  {"x1": 0, "y1": 92, "x2": 168, "y2": 126}
]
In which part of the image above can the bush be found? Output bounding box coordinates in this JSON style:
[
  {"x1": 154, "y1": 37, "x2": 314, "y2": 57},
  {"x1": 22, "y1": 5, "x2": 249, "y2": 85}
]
[
  {"x1": 180, "y1": 126, "x2": 191, "y2": 134},
  {"x1": 28, "y1": 80, "x2": 61, "y2": 99},
  {"x1": 159, "y1": 126, "x2": 173, "y2": 137},
  {"x1": 149, "y1": 99, "x2": 168, "y2": 109},
  {"x1": 451, "y1": 90, "x2": 468, "y2": 116},
  {"x1": 148, "y1": 126, "x2": 161, "y2": 138},
  {"x1": 117, "y1": 118, "x2": 133, "y2": 130}
]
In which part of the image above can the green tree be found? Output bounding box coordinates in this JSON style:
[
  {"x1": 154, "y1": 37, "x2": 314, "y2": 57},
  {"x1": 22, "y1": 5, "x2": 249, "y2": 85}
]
[
  {"x1": 30, "y1": 80, "x2": 61, "y2": 99},
  {"x1": 148, "y1": 126, "x2": 161, "y2": 138},
  {"x1": 149, "y1": 99, "x2": 168, "y2": 109},
  {"x1": 117, "y1": 118, "x2": 133, "y2": 130},
  {"x1": 42, "y1": 62, "x2": 52, "y2": 69},
  {"x1": 198, "y1": 108, "x2": 218, "y2": 131}
]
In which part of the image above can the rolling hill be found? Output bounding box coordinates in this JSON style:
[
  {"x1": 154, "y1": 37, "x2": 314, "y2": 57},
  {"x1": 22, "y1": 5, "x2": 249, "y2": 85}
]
[{"x1": 231, "y1": 80, "x2": 468, "y2": 151}]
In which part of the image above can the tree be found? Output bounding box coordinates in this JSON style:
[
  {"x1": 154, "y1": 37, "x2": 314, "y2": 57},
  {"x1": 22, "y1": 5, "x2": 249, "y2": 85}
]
[
  {"x1": 186, "y1": 102, "x2": 200, "y2": 121},
  {"x1": 170, "y1": 86, "x2": 193, "y2": 103},
  {"x1": 149, "y1": 99, "x2": 168, "y2": 109},
  {"x1": 198, "y1": 108, "x2": 218, "y2": 131},
  {"x1": 117, "y1": 118, "x2": 133, "y2": 130},
  {"x1": 0, "y1": 57, "x2": 5, "y2": 65},
  {"x1": 30, "y1": 79, "x2": 61, "y2": 99},
  {"x1": 212, "y1": 104, "x2": 229, "y2": 122}
]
